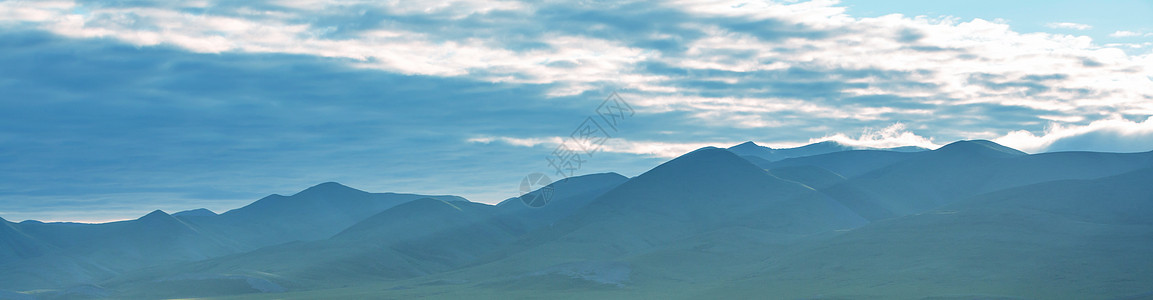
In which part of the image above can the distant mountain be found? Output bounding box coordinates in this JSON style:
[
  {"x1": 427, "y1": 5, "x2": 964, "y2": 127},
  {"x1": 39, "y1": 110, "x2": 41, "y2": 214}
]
[
  {"x1": 0, "y1": 210, "x2": 235, "y2": 290},
  {"x1": 727, "y1": 141, "x2": 777, "y2": 158},
  {"x1": 717, "y1": 167, "x2": 1153, "y2": 299},
  {"x1": 492, "y1": 147, "x2": 867, "y2": 266},
  {"x1": 103, "y1": 173, "x2": 629, "y2": 297},
  {"x1": 765, "y1": 149, "x2": 919, "y2": 178},
  {"x1": 6, "y1": 140, "x2": 1153, "y2": 299},
  {"x1": 766, "y1": 165, "x2": 847, "y2": 189},
  {"x1": 494, "y1": 172, "x2": 628, "y2": 230},
  {"x1": 110, "y1": 199, "x2": 519, "y2": 298},
  {"x1": 729, "y1": 140, "x2": 928, "y2": 163},
  {"x1": 932, "y1": 138, "x2": 1026, "y2": 158},
  {"x1": 184, "y1": 182, "x2": 468, "y2": 250},
  {"x1": 0, "y1": 182, "x2": 468, "y2": 291},
  {"x1": 0, "y1": 217, "x2": 51, "y2": 262},
  {"x1": 816, "y1": 140, "x2": 1153, "y2": 218},
  {"x1": 406, "y1": 147, "x2": 878, "y2": 295}
]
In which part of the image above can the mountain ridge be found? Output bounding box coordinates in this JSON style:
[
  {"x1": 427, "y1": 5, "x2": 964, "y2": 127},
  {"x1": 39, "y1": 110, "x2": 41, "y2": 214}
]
[{"x1": 729, "y1": 140, "x2": 929, "y2": 162}]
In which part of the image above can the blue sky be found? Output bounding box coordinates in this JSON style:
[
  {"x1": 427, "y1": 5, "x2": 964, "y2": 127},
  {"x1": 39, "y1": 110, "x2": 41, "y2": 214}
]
[{"x1": 1, "y1": 0, "x2": 1151, "y2": 222}]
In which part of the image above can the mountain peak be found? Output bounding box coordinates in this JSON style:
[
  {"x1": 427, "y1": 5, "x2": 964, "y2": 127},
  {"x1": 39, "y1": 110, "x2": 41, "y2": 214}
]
[
  {"x1": 173, "y1": 208, "x2": 217, "y2": 217},
  {"x1": 681, "y1": 146, "x2": 735, "y2": 160},
  {"x1": 936, "y1": 140, "x2": 1025, "y2": 157},
  {"x1": 144, "y1": 209, "x2": 168, "y2": 216},
  {"x1": 296, "y1": 182, "x2": 363, "y2": 196},
  {"x1": 801, "y1": 140, "x2": 855, "y2": 150},
  {"x1": 641, "y1": 146, "x2": 767, "y2": 181},
  {"x1": 728, "y1": 141, "x2": 775, "y2": 158},
  {"x1": 732, "y1": 141, "x2": 768, "y2": 149},
  {"x1": 137, "y1": 210, "x2": 174, "y2": 222}
]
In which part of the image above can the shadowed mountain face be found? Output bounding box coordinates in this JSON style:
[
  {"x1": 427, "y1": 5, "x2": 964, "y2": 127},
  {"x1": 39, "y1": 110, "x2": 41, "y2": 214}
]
[
  {"x1": 4, "y1": 141, "x2": 1153, "y2": 299},
  {"x1": 0, "y1": 217, "x2": 51, "y2": 262}
]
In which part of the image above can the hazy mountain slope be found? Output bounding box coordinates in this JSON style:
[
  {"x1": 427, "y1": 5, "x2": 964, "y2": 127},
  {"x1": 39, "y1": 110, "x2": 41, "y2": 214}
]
[
  {"x1": 827, "y1": 140, "x2": 1153, "y2": 216},
  {"x1": 494, "y1": 172, "x2": 628, "y2": 230},
  {"x1": 585, "y1": 147, "x2": 865, "y2": 232},
  {"x1": 73, "y1": 145, "x2": 1153, "y2": 300},
  {"x1": 76, "y1": 210, "x2": 236, "y2": 264},
  {"x1": 0, "y1": 217, "x2": 52, "y2": 262},
  {"x1": 104, "y1": 173, "x2": 628, "y2": 298},
  {"x1": 471, "y1": 147, "x2": 867, "y2": 281},
  {"x1": 981, "y1": 150, "x2": 1153, "y2": 192},
  {"x1": 711, "y1": 167, "x2": 1153, "y2": 299},
  {"x1": 0, "y1": 183, "x2": 469, "y2": 292},
  {"x1": 183, "y1": 182, "x2": 468, "y2": 250},
  {"x1": 137, "y1": 199, "x2": 517, "y2": 288},
  {"x1": 766, "y1": 165, "x2": 847, "y2": 189},
  {"x1": 765, "y1": 149, "x2": 919, "y2": 178},
  {"x1": 217, "y1": 148, "x2": 875, "y2": 299},
  {"x1": 108, "y1": 200, "x2": 527, "y2": 298},
  {"x1": 0, "y1": 210, "x2": 237, "y2": 290}
]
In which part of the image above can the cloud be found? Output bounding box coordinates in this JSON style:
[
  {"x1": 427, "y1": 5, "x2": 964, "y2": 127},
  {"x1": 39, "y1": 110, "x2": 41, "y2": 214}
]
[
  {"x1": 0, "y1": 30, "x2": 627, "y2": 221},
  {"x1": 468, "y1": 135, "x2": 727, "y2": 158},
  {"x1": 1109, "y1": 30, "x2": 1152, "y2": 37},
  {"x1": 809, "y1": 123, "x2": 941, "y2": 150},
  {"x1": 1045, "y1": 22, "x2": 1092, "y2": 30},
  {"x1": 600, "y1": 139, "x2": 726, "y2": 158},
  {"x1": 993, "y1": 117, "x2": 1153, "y2": 153},
  {"x1": 467, "y1": 136, "x2": 564, "y2": 148}
]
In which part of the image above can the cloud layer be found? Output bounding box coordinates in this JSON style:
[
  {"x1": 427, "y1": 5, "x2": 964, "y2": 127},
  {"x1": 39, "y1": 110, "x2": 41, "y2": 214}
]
[{"x1": 1, "y1": 0, "x2": 1151, "y2": 221}]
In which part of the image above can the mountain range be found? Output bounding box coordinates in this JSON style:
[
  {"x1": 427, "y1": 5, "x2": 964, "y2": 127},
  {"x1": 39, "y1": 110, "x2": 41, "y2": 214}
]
[{"x1": 1, "y1": 140, "x2": 1151, "y2": 299}]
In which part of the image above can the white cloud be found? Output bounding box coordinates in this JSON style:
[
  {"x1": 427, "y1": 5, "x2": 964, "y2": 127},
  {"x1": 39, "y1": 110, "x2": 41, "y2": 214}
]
[
  {"x1": 3, "y1": 0, "x2": 1152, "y2": 150},
  {"x1": 1046, "y1": 22, "x2": 1092, "y2": 30},
  {"x1": 600, "y1": 139, "x2": 725, "y2": 158},
  {"x1": 468, "y1": 135, "x2": 726, "y2": 158},
  {"x1": 466, "y1": 136, "x2": 563, "y2": 148},
  {"x1": 993, "y1": 117, "x2": 1153, "y2": 153},
  {"x1": 1109, "y1": 30, "x2": 1149, "y2": 37},
  {"x1": 467, "y1": 123, "x2": 946, "y2": 158},
  {"x1": 810, "y1": 123, "x2": 941, "y2": 150},
  {"x1": 475, "y1": 115, "x2": 1153, "y2": 158}
]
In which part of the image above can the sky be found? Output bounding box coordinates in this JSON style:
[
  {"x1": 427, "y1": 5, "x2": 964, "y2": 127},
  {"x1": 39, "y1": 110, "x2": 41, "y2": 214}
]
[{"x1": 1, "y1": 0, "x2": 1151, "y2": 223}]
